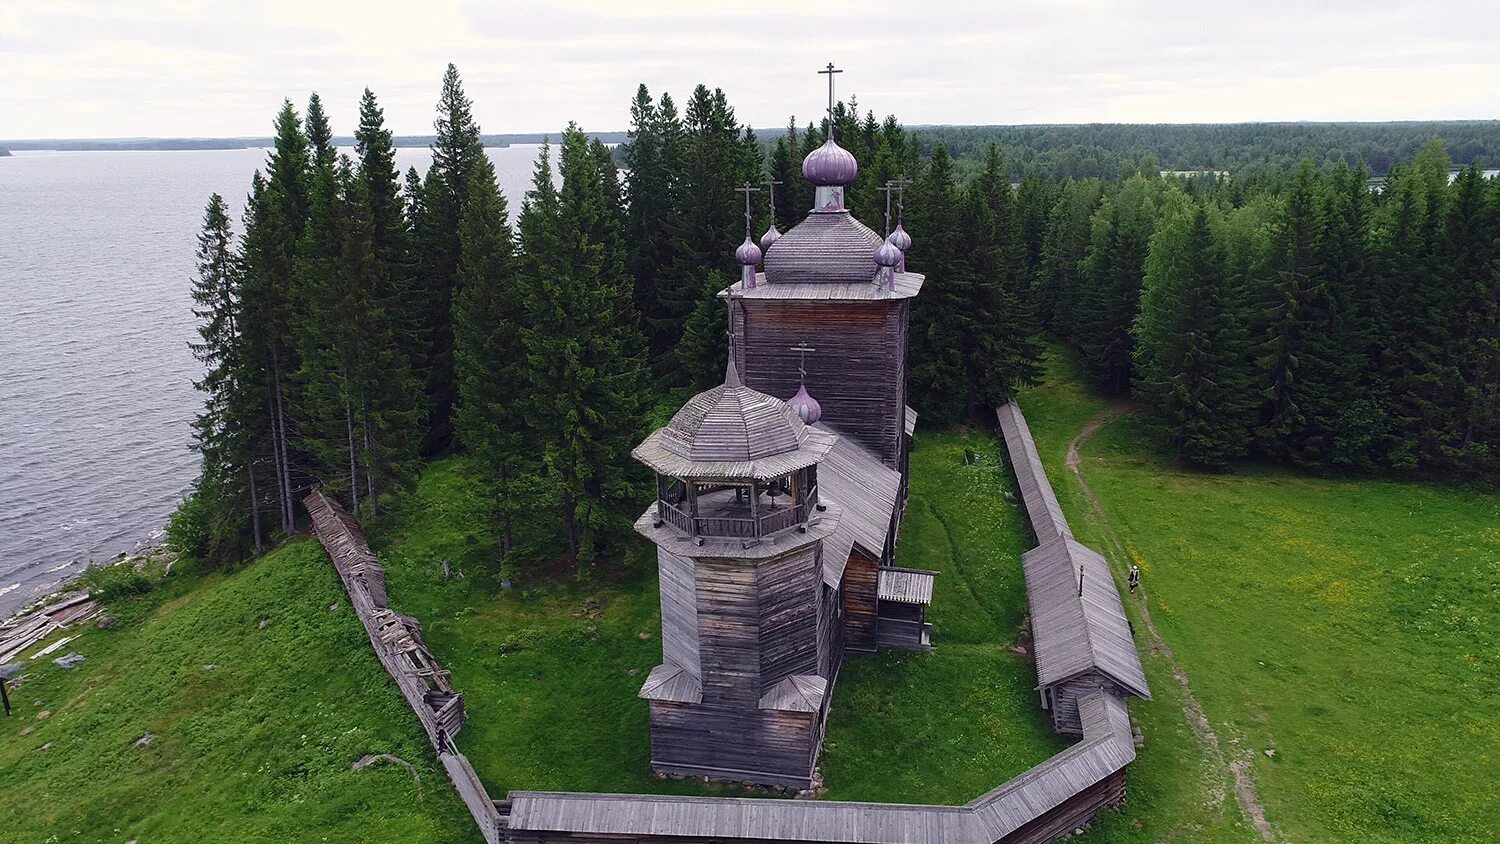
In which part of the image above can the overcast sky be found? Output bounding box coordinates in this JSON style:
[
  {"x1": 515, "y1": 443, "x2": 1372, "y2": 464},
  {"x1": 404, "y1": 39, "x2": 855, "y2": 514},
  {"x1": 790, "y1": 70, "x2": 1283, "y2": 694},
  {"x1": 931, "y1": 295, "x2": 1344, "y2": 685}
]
[{"x1": 3, "y1": 0, "x2": 1497, "y2": 140}]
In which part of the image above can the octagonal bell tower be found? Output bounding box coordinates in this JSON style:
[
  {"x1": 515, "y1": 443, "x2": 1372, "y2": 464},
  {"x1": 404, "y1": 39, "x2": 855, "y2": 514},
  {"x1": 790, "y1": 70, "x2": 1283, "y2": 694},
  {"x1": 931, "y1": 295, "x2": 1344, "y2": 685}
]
[{"x1": 631, "y1": 358, "x2": 846, "y2": 789}]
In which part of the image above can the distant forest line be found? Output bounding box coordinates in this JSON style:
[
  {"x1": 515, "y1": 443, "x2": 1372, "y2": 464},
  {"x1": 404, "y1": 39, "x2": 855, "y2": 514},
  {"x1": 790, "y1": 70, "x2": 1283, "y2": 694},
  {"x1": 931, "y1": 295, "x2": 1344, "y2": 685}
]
[{"x1": 7, "y1": 119, "x2": 1499, "y2": 178}]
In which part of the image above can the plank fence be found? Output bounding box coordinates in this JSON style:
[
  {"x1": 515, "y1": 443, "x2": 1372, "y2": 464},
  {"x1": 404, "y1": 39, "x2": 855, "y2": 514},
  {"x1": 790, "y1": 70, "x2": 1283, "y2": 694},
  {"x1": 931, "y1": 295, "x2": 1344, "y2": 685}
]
[
  {"x1": 304, "y1": 491, "x2": 506, "y2": 843},
  {"x1": 304, "y1": 400, "x2": 1148, "y2": 844}
]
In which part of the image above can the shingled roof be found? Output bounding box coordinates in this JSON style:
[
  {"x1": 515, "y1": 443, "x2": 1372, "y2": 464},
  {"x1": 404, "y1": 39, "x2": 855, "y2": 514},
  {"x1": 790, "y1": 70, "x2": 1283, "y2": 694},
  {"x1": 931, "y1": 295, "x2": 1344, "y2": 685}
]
[
  {"x1": 814, "y1": 425, "x2": 903, "y2": 585},
  {"x1": 633, "y1": 360, "x2": 837, "y2": 480},
  {"x1": 996, "y1": 402, "x2": 1151, "y2": 701},
  {"x1": 763, "y1": 210, "x2": 884, "y2": 284}
]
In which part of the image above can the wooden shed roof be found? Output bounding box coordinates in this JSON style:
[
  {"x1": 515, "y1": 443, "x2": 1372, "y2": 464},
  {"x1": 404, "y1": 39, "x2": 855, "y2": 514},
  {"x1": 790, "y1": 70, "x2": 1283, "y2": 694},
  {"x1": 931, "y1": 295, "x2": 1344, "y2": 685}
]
[
  {"x1": 1022, "y1": 538, "x2": 1151, "y2": 699},
  {"x1": 723, "y1": 272, "x2": 924, "y2": 302},
  {"x1": 878, "y1": 567, "x2": 936, "y2": 605},
  {"x1": 816, "y1": 424, "x2": 902, "y2": 560},
  {"x1": 638, "y1": 663, "x2": 701, "y2": 704},
  {"x1": 762, "y1": 210, "x2": 884, "y2": 284},
  {"x1": 995, "y1": 402, "x2": 1071, "y2": 545},
  {"x1": 996, "y1": 402, "x2": 1150, "y2": 701},
  {"x1": 504, "y1": 689, "x2": 1134, "y2": 843},
  {"x1": 758, "y1": 674, "x2": 828, "y2": 713}
]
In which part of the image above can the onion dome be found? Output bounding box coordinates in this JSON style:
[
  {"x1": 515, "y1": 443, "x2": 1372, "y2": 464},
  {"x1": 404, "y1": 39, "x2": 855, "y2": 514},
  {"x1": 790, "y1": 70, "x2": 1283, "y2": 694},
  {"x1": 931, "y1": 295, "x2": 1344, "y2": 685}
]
[
  {"x1": 786, "y1": 383, "x2": 823, "y2": 425},
  {"x1": 760, "y1": 224, "x2": 782, "y2": 252},
  {"x1": 875, "y1": 238, "x2": 902, "y2": 268},
  {"x1": 801, "y1": 137, "x2": 859, "y2": 186},
  {"x1": 888, "y1": 222, "x2": 912, "y2": 252},
  {"x1": 735, "y1": 236, "x2": 763, "y2": 266}
]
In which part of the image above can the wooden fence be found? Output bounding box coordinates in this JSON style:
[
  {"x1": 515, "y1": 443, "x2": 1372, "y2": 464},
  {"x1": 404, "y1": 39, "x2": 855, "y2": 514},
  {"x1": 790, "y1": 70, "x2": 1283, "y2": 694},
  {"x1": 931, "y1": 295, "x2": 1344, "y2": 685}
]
[
  {"x1": 305, "y1": 398, "x2": 1147, "y2": 844},
  {"x1": 304, "y1": 491, "x2": 506, "y2": 843}
]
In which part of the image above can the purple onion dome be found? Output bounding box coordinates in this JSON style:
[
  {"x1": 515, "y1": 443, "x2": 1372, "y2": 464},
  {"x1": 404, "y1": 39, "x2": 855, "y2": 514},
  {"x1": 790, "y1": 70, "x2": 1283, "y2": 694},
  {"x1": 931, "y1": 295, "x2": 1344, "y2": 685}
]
[
  {"x1": 735, "y1": 236, "x2": 763, "y2": 266},
  {"x1": 786, "y1": 383, "x2": 823, "y2": 425},
  {"x1": 801, "y1": 137, "x2": 859, "y2": 186},
  {"x1": 888, "y1": 222, "x2": 912, "y2": 252},
  {"x1": 875, "y1": 238, "x2": 903, "y2": 268},
  {"x1": 760, "y1": 224, "x2": 782, "y2": 252}
]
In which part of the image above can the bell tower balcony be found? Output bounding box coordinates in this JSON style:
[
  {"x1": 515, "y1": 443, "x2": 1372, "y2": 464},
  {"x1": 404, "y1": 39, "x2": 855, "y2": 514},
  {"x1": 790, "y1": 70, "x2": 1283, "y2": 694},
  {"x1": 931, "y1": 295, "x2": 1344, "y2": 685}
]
[{"x1": 654, "y1": 466, "x2": 821, "y2": 543}]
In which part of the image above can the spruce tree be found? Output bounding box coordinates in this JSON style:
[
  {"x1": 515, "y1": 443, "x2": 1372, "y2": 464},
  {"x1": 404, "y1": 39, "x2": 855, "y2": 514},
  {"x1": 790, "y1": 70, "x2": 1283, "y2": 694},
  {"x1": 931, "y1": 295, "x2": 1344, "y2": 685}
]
[
  {"x1": 964, "y1": 145, "x2": 1042, "y2": 407},
  {"x1": 907, "y1": 144, "x2": 973, "y2": 423},
  {"x1": 1037, "y1": 179, "x2": 1105, "y2": 333},
  {"x1": 305, "y1": 93, "x2": 335, "y2": 170},
  {"x1": 1253, "y1": 162, "x2": 1323, "y2": 460},
  {"x1": 519, "y1": 128, "x2": 648, "y2": 569},
  {"x1": 188, "y1": 194, "x2": 263, "y2": 561},
  {"x1": 355, "y1": 88, "x2": 425, "y2": 408},
  {"x1": 415, "y1": 64, "x2": 486, "y2": 452},
  {"x1": 454, "y1": 155, "x2": 537, "y2": 556},
  {"x1": 1076, "y1": 176, "x2": 1156, "y2": 393},
  {"x1": 1137, "y1": 202, "x2": 1255, "y2": 467}
]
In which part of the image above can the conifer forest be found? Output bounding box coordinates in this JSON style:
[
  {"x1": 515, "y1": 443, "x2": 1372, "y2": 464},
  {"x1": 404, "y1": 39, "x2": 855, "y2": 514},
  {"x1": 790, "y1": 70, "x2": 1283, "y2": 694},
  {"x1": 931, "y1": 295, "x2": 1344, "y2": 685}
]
[{"x1": 185, "y1": 65, "x2": 1499, "y2": 570}]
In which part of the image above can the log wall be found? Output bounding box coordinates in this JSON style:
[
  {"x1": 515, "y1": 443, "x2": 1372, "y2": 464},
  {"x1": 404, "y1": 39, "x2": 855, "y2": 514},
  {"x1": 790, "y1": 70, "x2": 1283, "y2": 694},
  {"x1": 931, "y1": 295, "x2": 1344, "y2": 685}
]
[
  {"x1": 736, "y1": 300, "x2": 908, "y2": 469},
  {"x1": 841, "y1": 550, "x2": 880, "y2": 653}
]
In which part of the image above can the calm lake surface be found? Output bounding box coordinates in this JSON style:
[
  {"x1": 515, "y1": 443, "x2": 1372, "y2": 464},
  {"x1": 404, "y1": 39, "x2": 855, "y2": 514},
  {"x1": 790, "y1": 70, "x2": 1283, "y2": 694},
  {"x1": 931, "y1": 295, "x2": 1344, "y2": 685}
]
[{"x1": 0, "y1": 146, "x2": 547, "y2": 617}]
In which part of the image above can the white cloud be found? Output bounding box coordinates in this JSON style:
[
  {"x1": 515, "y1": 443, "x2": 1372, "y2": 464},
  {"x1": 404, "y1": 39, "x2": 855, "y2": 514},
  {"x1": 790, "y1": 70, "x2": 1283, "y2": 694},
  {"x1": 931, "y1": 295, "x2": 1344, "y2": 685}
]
[{"x1": 0, "y1": 0, "x2": 1495, "y2": 139}]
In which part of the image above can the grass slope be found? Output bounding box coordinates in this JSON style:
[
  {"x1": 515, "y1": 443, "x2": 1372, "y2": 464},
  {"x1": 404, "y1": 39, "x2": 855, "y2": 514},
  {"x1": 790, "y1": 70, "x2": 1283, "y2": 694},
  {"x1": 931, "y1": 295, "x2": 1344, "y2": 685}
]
[
  {"x1": 1018, "y1": 348, "x2": 1499, "y2": 844},
  {"x1": 0, "y1": 542, "x2": 472, "y2": 842},
  {"x1": 368, "y1": 431, "x2": 1061, "y2": 805}
]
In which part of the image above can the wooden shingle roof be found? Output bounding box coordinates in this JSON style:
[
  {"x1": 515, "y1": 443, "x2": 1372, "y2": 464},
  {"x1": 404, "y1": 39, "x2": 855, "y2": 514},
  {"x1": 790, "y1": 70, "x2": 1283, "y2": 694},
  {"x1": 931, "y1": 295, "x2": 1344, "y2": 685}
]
[
  {"x1": 995, "y1": 402, "x2": 1071, "y2": 545},
  {"x1": 878, "y1": 567, "x2": 936, "y2": 605},
  {"x1": 723, "y1": 272, "x2": 924, "y2": 302},
  {"x1": 816, "y1": 424, "x2": 902, "y2": 559},
  {"x1": 996, "y1": 402, "x2": 1150, "y2": 701},
  {"x1": 1022, "y1": 538, "x2": 1150, "y2": 699},
  {"x1": 638, "y1": 663, "x2": 701, "y2": 704},
  {"x1": 762, "y1": 211, "x2": 884, "y2": 284},
  {"x1": 504, "y1": 690, "x2": 1134, "y2": 844},
  {"x1": 633, "y1": 362, "x2": 838, "y2": 480}
]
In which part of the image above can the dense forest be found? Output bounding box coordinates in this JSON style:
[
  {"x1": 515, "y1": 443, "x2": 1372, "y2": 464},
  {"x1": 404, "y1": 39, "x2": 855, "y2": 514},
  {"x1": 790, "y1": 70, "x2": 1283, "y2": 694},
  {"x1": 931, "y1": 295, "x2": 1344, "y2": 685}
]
[{"x1": 181, "y1": 65, "x2": 1497, "y2": 574}]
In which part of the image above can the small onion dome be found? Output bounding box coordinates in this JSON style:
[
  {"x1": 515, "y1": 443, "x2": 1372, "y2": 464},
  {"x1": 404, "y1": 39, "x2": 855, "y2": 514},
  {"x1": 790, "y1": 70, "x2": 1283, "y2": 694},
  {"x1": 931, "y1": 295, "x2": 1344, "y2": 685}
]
[
  {"x1": 888, "y1": 222, "x2": 912, "y2": 252},
  {"x1": 875, "y1": 238, "x2": 903, "y2": 268},
  {"x1": 760, "y1": 224, "x2": 782, "y2": 252},
  {"x1": 786, "y1": 383, "x2": 823, "y2": 425},
  {"x1": 801, "y1": 137, "x2": 859, "y2": 186},
  {"x1": 735, "y1": 235, "x2": 763, "y2": 266}
]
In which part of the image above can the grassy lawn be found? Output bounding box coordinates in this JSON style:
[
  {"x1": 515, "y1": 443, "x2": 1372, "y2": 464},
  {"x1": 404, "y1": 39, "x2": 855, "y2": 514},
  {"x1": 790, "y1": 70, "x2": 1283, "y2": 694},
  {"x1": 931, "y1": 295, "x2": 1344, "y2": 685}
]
[
  {"x1": 1017, "y1": 348, "x2": 1500, "y2": 844},
  {"x1": 0, "y1": 542, "x2": 471, "y2": 842},
  {"x1": 368, "y1": 431, "x2": 1062, "y2": 806}
]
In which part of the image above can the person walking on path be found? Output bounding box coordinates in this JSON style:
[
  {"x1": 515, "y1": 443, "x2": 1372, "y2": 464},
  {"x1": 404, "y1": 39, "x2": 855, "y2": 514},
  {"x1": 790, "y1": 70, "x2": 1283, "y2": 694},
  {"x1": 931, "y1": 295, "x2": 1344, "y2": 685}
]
[{"x1": 1128, "y1": 564, "x2": 1140, "y2": 595}]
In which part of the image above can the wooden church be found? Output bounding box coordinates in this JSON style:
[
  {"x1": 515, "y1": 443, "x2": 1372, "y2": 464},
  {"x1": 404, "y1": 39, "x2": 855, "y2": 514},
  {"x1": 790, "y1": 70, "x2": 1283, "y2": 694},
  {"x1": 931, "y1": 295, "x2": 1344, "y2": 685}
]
[{"x1": 630, "y1": 104, "x2": 936, "y2": 790}]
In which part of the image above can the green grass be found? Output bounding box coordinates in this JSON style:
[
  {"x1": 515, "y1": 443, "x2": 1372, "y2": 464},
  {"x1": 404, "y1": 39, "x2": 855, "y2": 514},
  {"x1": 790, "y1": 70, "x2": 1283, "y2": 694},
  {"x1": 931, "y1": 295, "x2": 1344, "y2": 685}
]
[
  {"x1": 820, "y1": 431, "x2": 1066, "y2": 803},
  {"x1": 0, "y1": 543, "x2": 472, "y2": 842},
  {"x1": 1017, "y1": 347, "x2": 1500, "y2": 844},
  {"x1": 367, "y1": 433, "x2": 1062, "y2": 805}
]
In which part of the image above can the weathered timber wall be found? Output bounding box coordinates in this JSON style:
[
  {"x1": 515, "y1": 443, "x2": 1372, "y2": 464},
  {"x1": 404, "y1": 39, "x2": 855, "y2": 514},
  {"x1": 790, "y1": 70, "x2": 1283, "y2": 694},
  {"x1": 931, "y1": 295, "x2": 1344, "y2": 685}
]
[
  {"x1": 737, "y1": 300, "x2": 908, "y2": 469},
  {"x1": 304, "y1": 491, "x2": 504, "y2": 844},
  {"x1": 841, "y1": 550, "x2": 880, "y2": 653}
]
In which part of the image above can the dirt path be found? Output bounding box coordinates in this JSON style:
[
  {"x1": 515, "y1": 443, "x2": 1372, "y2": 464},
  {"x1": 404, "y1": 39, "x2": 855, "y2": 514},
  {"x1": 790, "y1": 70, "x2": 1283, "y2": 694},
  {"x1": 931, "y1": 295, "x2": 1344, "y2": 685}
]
[{"x1": 1066, "y1": 407, "x2": 1276, "y2": 842}]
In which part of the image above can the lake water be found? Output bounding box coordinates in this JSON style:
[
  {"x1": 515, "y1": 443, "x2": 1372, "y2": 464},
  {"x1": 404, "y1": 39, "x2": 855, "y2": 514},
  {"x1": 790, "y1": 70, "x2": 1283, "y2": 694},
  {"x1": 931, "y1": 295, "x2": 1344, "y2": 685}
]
[{"x1": 0, "y1": 146, "x2": 549, "y2": 617}]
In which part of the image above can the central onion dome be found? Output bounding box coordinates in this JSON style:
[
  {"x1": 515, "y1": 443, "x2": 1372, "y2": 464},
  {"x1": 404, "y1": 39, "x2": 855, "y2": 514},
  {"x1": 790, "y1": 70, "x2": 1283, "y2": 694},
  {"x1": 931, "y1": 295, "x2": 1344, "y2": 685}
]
[
  {"x1": 735, "y1": 236, "x2": 763, "y2": 266},
  {"x1": 786, "y1": 383, "x2": 823, "y2": 425},
  {"x1": 802, "y1": 137, "x2": 859, "y2": 186}
]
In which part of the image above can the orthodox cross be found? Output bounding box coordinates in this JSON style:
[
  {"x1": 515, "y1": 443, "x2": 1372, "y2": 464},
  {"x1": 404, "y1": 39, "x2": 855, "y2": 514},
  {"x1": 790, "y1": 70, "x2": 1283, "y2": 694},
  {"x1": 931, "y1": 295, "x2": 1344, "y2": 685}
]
[
  {"x1": 818, "y1": 62, "x2": 843, "y2": 140},
  {"x1": 888, "y1": 175, "x2": 913, "y2": 228},
  {"x1": 737, "y1": 182, "x2": 760, "y2": 238},
  {"x1": 764, "y1": 178, "x2": 782, "y2": 218},
  {"x1": 789, "y1": 341, "x2": 816, "y2": 384}
]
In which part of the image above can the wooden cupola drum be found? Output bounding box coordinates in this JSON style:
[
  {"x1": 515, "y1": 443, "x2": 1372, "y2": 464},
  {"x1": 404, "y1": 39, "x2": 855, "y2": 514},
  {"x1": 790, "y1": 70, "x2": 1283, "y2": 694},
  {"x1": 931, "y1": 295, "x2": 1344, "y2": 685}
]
[{"x1": 632, "y1": 356, "x2": 835, "y2": 546}]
